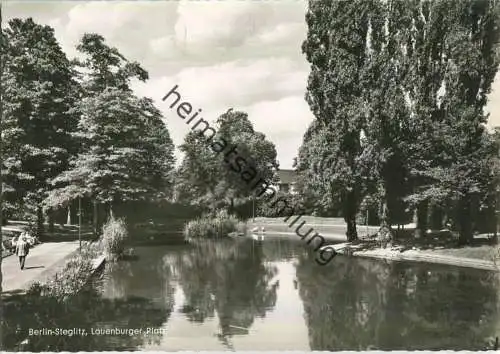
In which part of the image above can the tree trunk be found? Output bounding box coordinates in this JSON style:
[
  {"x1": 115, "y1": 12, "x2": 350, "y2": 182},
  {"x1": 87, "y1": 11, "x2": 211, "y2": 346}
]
[
  {"x1": 457, "y1": 195, "x2": 473, "y2": 245},
  {"x1": 36, "y1": 205, "x2": 44, "y2": 241},
  {"x1": 343, "y1": 190, "x2": 358, "y2": 242},
  {"x1": 48, "y1": 208, "x2": 55, "y2": 234},
  {"x1": 430, "y1": 205, "x2": 443, "y2": 230},
  {"x1": 93, "y1": 200, "x2": 98, "y2": 237},
  {"x1": 346, "y1": 217, "x2": 357, "y2": 242},
  {"x1": 66, "y1": 206, "x2": 71, "y2": 225},
  {"x1": 379, "y1": 198, "x2": 394, "y2": 243},
  {"x1": 109, "y1": 202, "x2": 114, "y2": 219},
  {"x1": 380, "y1": 200, "x2": 389, "y2": 227},
  {"x1": 416, "y1": 200, "x2": 429, "y2": 238}
]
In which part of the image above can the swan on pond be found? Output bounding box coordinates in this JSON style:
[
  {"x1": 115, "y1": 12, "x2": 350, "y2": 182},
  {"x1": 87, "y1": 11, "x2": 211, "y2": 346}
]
[
  {"x1": 252, "y1": 233, "x2": 264, "y2": 241},
  {"x1": 251, "y1": 226, "x2": 266, "y2": 233}
]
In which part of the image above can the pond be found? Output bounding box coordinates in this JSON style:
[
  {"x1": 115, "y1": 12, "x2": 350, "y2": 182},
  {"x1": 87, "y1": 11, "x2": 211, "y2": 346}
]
[{"x1": 2, "y1": 235, "x2": 499, "y2": 351}]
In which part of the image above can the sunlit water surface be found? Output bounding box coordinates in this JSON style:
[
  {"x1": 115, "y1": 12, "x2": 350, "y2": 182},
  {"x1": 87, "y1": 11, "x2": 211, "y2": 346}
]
[{"x1": 3, "y1": 236, "x2": 499, "y2": 351}]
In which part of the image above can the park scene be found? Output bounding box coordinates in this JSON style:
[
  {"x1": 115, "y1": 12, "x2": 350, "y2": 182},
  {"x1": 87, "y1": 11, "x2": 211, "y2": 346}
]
[{"x1": 1, "y1": 0, "x2": 500, "y2": 351}]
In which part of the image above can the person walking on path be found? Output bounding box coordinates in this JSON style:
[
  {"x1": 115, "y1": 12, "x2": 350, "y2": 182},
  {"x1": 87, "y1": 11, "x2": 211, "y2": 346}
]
[{"x1": 15, "y1": 234, "x2": 30, "y2": 270}]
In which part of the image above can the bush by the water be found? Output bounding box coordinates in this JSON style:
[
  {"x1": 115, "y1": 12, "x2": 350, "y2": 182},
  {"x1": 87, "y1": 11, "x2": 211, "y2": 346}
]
[
  {"x1": 101, "y1": 215, "x2": 128, "y2": 260},
  {"x1": 28, "y1": 242, "x2": 100, "y2": 300},
  {"x1": 183, "y1": 210, "x2": 240, "y2": 239}
]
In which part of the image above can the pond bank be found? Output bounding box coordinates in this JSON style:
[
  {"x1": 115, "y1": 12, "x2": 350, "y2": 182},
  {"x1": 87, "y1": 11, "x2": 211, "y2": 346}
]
[
  {"x1": 251, "y1": 218, "x2": 498, "y2": 271},
  {"x1": 327, "y1": 242, "x2": 499, "y2": 271}
]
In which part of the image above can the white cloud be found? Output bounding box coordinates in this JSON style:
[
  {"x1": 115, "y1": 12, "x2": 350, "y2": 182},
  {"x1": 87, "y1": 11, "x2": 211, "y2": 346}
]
[
  {"x1": 7, "y1": 0, "x2": 315, "y2": 167},
  {"x1": 174, "y1": 0, "x2": 273, "y2": 53},
  {"x1": 46, "y1": 1, "x2": 178, "y2": 64},
  {"x1": 149, "y1": 36, "x2": 180, "y2": 60},
  {"x1": 245, "y1": 96, "x2": 313, "y2": 134},
  {"x1": 257, "y1": 23, "x2": 305, "y2": 45},
  {"x1": 243, "y1": 96, "x2": 314, "y2": 168},
  {"x1": 7, "y1": 0, "x2": 500, "y2": 170},
  {"x1": 135, "y1": 56, "x2": 307, "y2": 113},
  {"x1": 65, "y1": 2, "x2": 136, "y2": 39}
]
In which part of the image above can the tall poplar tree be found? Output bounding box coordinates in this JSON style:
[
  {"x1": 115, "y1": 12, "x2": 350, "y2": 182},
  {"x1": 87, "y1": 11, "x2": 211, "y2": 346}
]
[
  {"x1": 432, "y1": 0, "x2": 499, "y2": 244},
  {"x1": 396, "y1": 0, "x2": 499, "y2": 243},
  {"x1": 361, "y1": 0, "x2": 415, "y2": 239},
  {"x1": 0, "y1": 0, "x2": 4, "y2": 298},
  {"x1": 300, "y1": 0, "x2": 372, "y2": 241}
]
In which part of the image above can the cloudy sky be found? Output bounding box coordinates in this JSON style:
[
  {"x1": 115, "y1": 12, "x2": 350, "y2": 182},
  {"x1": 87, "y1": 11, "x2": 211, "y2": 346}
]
[{"x1": 4, "y1": 0, "x2": 500, "y2": 169}]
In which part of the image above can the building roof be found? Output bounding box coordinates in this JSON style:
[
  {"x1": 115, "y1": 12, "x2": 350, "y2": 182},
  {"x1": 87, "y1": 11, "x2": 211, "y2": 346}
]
[{"x1": 277, "y1": 169, "x2": 297, "y2": 184}]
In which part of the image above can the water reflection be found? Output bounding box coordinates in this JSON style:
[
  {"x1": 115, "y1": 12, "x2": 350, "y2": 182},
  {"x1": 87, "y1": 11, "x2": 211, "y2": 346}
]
[
  {"x1": 174, "y1": 238, "x2": 279, "y2": 348},
  {"x1": 3, "y1": 236, "x2": 499, "y2": 351},
  {"x1": 100, "y1": 247, "x2": 175, "y2": 309},
  {"x1": 2, "y1": 286, "x2": 171, "y2": 351},
  {"x1": 2, "y1": 247, "x2": 175, "y2": 352},
  {"x1": 295, "y1": 251, "x2": 499, "y2": 350}
]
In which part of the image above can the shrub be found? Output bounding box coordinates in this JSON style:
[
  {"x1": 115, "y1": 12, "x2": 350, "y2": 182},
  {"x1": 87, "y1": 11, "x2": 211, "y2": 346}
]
[
  {"x1": 183, "y1": 209, "x2": 239, "y2": 239},
  {"x1": 27, "y1": 243, "x2": 98, "y2": 300},
  {"x1": 101, "y1": 215, "x2": 128, "y2": 260}
]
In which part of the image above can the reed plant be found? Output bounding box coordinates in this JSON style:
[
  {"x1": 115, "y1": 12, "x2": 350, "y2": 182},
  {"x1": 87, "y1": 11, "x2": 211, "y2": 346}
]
[{"x1": 101, "y1": 215, "x2": 128, "y2": 260}]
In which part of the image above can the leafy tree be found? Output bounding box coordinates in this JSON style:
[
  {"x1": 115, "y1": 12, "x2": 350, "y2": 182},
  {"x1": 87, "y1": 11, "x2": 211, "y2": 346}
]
[
  {"x1": 175, "y1": 131, "x2": 221, "y2": 210},
  {"x1": 299, "y1": 0, "x2": 500, "y2": 245},
  {"x1": 490, "y1": 127, "x2": 500, "y2": 236},
  {"x1": 45, "y1": 34, "x2": 175, "y2": 232},
  {"x1": 176, "y1": 109, "x2": 278, "y2": 215},
  {"x1": 1, "y1": 1, "x2": 4, "y2": 291},
  {"x1": 402, "y1": 0, "x2": 500, "y2": 244},
  {"x1": 299, "y1": 0, "x2": 372, "y2": 241},
  {"x1": 360, "y1": 0, "x2": 416, "y2": 239},
  {"x1": 1, "y1": 18, "x2": 80, "y2": 238},
  {"x1": 295, "y1": 120, "x2": 345, "y2": 217},
  {"x1": 216, "y1": 110, "x2": 278, "y2": 213}
]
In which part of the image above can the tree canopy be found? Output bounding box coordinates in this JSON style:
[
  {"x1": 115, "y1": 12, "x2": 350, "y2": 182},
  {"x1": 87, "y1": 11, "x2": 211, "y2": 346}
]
[
  {"x1": 298, "y1": 0, "x2": 500, "y2": 243},
  {"x1": 1, "y1": 20, "x2": 176, "y2": 235},
  {"x1": 176, "y1": 109, "x2": 278, "y2": 215}
]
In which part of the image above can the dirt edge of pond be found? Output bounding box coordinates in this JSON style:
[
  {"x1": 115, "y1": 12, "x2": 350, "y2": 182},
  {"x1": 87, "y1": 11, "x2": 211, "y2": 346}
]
[{"x1": 330, "y1": 243, "x2": 499, "y2": 271}]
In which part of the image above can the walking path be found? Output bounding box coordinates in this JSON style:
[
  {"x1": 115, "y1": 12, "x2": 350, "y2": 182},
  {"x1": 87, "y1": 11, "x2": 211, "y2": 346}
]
[{"x1": 2, "y1": 241, "x2": 80, "y2": 293}]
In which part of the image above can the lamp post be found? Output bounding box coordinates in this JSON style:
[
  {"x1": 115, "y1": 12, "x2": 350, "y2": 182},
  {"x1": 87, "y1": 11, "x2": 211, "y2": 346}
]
[
  {"x1": 78, "y1": 196, "x2": 82, "y2": 250},
  {"x1": 252, "y1": 193, "x2": 255, "y2": 222},
  {"x1": 366, "y1": 208, "x2": 369, "y2": 238}
]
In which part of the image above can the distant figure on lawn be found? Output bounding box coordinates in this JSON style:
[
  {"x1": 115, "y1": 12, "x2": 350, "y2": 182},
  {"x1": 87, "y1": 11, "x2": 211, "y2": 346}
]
[{"x1": 15, "y1": 234, "x2": 30, "y2": 270}]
